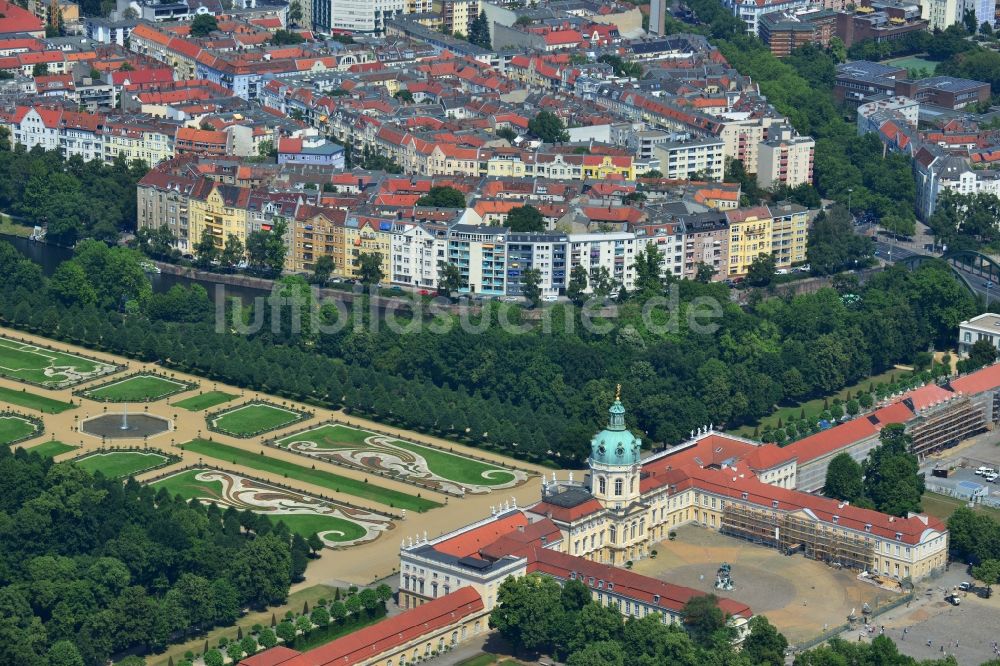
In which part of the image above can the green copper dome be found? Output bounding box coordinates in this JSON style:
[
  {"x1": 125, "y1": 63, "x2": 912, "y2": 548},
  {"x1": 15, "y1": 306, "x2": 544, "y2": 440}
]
[{"x1": 589, "y1": 393, "x2": 641, "y2": 467}]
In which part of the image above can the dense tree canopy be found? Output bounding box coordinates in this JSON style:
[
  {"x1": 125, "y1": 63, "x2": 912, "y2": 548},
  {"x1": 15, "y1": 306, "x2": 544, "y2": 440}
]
[
  {"x1": 415, "y1": 186, "x2": 466, "y2": 209},
  {"x1": 0, "y1": 243, "x2": 977, "y2": 466},
  {"x1": 0, "y1": 146, "x2": 146, "y2": 245},
  {"x1": 506, "y1": 205, "x2": 545, "y2": 232},
  {"x1": 823, "y1": 452, "x2": 864, "y2": 504},
  {"x1": 529, "y1": 111, "x2": 569, "y2": 143},
  {"x1": 0, "y1": 446, "x2": 296, "y2": 666},
  {"x1": 862, "y1": 424, "x2": 924, "y2": 517}
]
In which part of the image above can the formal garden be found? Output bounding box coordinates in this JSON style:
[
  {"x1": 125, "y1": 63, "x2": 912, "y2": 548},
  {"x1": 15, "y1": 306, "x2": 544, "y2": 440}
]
[
  {"x1": 180, "y1": 438, "x2": 440, "y2": 512},
  {"x1": 0, "y1": 412, "x2": 42, "y2": 445},
  {"x1": 0, "y1": 384, "x2": 75, "y2": 413},
  {"x1": 25, "y1": 440, "x2": 76, "y2": 458},
  {"x1": 70, "y1": 449, "x2": 179, "y2": 479},
  {"x1": 207, "y1": 401, "x2": 310, "y2": 438},
  {"x1": 150, "y1": 468, "x2": 393, "y2": 546},
  {"x1": 172, "y1": 390, "x2": 237, "y2": 412},
  {"x1": 0, "y1": 335, "x2": 119, "y2": 388},
  {"x1": 79, "y1": 372, "x2": 196, "y2": 402},
  {"x1": 275, "y1": 423, "x2": 525, "y2": 495}
]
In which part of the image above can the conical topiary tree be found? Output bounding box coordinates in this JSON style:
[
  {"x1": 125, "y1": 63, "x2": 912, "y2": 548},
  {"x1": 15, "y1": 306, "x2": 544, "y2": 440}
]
[
  {"x1": 271, "y1": 613, "x2": 277, "y2": 627},
  {"x1": 303, "y1": 601, "x2": 309, "y2": 615},
  {"x1": 237, "y1": 626, "x2": 243, "y2": 640}
]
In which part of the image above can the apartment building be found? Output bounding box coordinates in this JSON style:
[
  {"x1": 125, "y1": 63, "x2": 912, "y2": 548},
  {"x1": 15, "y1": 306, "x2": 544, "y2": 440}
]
[
  {"x1": 652, "y1": 137, "x2": 725, "y2": 181},
  {"x1": 725, "y1": 206, "x2": 773, "y2": 277},
  {"x1": 769, "y1": 202, "x2": 809, "y2": 267},
  {"x1": 756, "y1": 126, "x2": 815, "y2": 189},
  {"x1": 136, "y1": 168, "x2": 196, "y2": 250},
  {"x1": 312, "y1": 0, "x2": 405, "y2": 33},
  {"x1": 188, "y1": 180, "x2": 252, "y2": 249},
  {"x1": 434, "y1": 0, "x2": 479, "y2": 36}
]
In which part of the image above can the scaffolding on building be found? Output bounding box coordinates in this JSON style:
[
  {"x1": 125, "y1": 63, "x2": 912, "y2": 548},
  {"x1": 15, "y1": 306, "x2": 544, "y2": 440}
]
[
  {"x1": 908, "y1": 398, "x2": 984, "y2": 459},
  {"x1": 721, "y1": 503, "x2": 874, "y2": 572}
]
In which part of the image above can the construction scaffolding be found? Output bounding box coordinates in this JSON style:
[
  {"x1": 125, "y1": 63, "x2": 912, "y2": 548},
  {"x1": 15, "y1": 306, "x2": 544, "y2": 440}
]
[
  {"x1": 908, "y1": 397, "x2": 985, "y2": 459},
  {"x1": 721, "y1": 503, "x2": 874, "y2": 572}
]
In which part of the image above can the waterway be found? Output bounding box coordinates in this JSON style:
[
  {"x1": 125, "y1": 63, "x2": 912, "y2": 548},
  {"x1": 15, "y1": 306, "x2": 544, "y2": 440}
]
[{"x1": 3, "y1": 234, "x2": 268, "y2": 304}]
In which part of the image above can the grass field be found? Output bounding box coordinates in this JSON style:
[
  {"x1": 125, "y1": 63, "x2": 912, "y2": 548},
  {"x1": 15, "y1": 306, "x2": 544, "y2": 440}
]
[
  {"x1": 882, "y1": 55, "x2": 939, "y2": 75},
  {"x1": 731, "y1": 368, "x2": 902, "y2": 437},
  {"x1": 25, "y1": 440, "x2": 76, "y2": 458},
  {"x1": 0, "y1": 216, "x2": 33, "y2": 237},
  {"x1": 171, "y1": 390, "x2": 237, "y2": 411},
  {"x1": 0, "y1": 385, "x2": 75, "y2": 413},
  {"x1": 210, "y1": 402, "x2": 307, "y2": 437},
  {"x1": 920, "y1": 491, "x2": 1000, "y2": 523},
  {"x1": 82, "y1": 374, "x2": 191, "y2": 402},
  {"x1": 0, "y1": 415, "x2": 39, "y2": 445},
  {"x1": 151, "y1": 469, "x2": 367, "y2": 541},
  {"x1": 277, "y1": 424, "x2": 516, "y2": 486},
  {"x1": 72, "y1": 451, "x2": 170, "y2": 478},
  {"x1": 180, "y1": 438, "x2": 440, "y2": 511},
  {"x1": 0, "y1": 336, "x2": 116, "y2": 388}
]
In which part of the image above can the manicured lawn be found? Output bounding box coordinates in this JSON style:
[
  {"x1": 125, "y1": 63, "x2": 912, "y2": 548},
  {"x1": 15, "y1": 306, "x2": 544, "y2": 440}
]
[
  {"x1": 0, "y1": 336, "x2": 117, "y2": 387},
  {"x1": 72, "y1": 451, "x2": 170, "y2": 479},
  {"x1": 180, "y1": 438, "x2": 440, "y2": 512},
  {"x1": 0, "y1": 385, "x2": 75, "y2": 413},
  {"x1": 0, "y1": 415, "x2": 39, "y2": 445},
  {"x1": 731, "y1": 368, "x2": 903, "y2": 437},
  {"x1": 25, "y1": 440, "x2": 75, "y2": 458},
  {"x1": 456, "y1": 655, "x2": 501, "y2": 666},
  {"x1": 151, "y1": 469, "x2": 367, "y2": 541},
  {"x1": 277, "y1": 424, "x2": 516, "y2": 486},
  {"x1": 209, "y1": 402, "x2": 308, "y2": 437},
  {"x1": 171, "y1": 390, "x2": 237, "y2": 411},
  {"x1": 920, "y1": 491, "x2": 1000, "y2": 523},
  {"x1": 83, "y1": 374, "x2": 191, "y2": 402}
]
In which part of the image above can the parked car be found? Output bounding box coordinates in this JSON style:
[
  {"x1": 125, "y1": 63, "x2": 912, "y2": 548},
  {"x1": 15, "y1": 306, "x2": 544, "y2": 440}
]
[
  {"x1": 541, "y1": 295, "x2": 559, "y2": 302},
  {"x1": 946, "y1": 594, "x2": 961, "y2": 606},
  {"x1": 958, "y1": 581, "x2": 972, "y2": 591},
  {"x1": 975, "y1": 466, "x2": 992, "y2": 475},
  {"x1": 986, "y1": 472, "x2": 999, "y2": 482}
]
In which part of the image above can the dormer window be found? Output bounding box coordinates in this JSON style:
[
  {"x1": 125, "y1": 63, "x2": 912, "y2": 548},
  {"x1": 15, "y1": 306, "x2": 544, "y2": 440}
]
[
  {"x1": 772, "y1": 500, "x2": 779, "y2": 508},
  {"x1": 653, "y1": 594, "x2": 660, "y2": 604},
  {"x1": 865, "y1": 524, "x2": 872, "y2": 532},
  {"x1": 741, "y1": 492, "x2": 748, "y2": 500},
  {"x1": 895, "y1": 532, "x2": 902, "y2": 541},
  {"x1": 832, "y1": 516, "x2": 839, "y2": 524},
  {"x1": 608, "y1": 583, "x2": 614, "y2": 591}
]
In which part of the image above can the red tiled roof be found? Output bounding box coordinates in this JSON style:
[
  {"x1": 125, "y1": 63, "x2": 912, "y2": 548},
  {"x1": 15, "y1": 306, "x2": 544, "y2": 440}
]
[
  {"x1": 782, "y1": 416, "x2": 878, "y2": 464},
  {"x1": 238, "y1": 646, "x2": 301, "y2": 666},
  {"x1": 279, "y1": 588, "x2": 484, "y2": 666},
  {"x1": 900, "y1": 384, "x2": 954, "y2": 411},
  {"x1": 527, "y1": 546, "x2": 752, "y2": 618},
  {"x1": 951, "y1": 363, "x2": 1000, "y2": 395},
  {"x1": 0, "y1": 0, "x2": 44, "y2": 35},
  {"x1": 434, "y1": 513, "x2": 528, "y2": 558}
]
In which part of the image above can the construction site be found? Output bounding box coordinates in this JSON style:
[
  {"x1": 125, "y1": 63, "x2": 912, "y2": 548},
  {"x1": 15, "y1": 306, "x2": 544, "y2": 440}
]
[{"x1": 720, "y1": 502, "x2": 875, "y2": 572}]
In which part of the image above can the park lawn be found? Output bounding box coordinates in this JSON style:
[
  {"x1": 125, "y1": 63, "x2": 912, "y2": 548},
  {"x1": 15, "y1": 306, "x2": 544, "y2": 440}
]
[
  {"x1": 180, "y1": 438, "x2": 440, "y2": 512},
  {"x1": 25, "y1": 440, "x2": 76, "y2": 458},
  {"x1": 731, "y1": 368, "x2": 903, "y2": 437},
  {"x1": 0, "y1": 216, "x2": 32, "y2": 237},
  {"x1": 920, "y1": 491, "x2": 1000, "y2": 523},
  {"x1": 147, "y1": 584, "x2": 340, "y2": 666},
  {"x1": 72, "y1": 451, "x2": 169, "y2": 478},
  {"x1": 0, "y1": 336, "x2": 114, "y2": 387},
  {"x1": 83, "y1": 374, "x2": 189, "y2": 402},
  {"x1": 0, "y1": 385, "x2": 75, "y2": 413},
  {"x1": 211, "y1": 402, "x2": 306, "y2": 437},
  {"x1": 151, "y1": 469, "x2": 367, "y2": 542},
  {"x1": 278, "y1": 424, "x2": 516, "y2": 486},
  {"x1": 0, "y1": 415, "x2": 39, "y2": 445},
  {"x1": 171, "y1": 390, "x2": 237, "y2": 411},
  {"x1": 457, "y1": 655, "x2": 501, "y2": 666}
]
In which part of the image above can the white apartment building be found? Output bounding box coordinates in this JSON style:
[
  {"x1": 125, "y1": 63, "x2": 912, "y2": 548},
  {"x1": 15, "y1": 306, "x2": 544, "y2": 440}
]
[
  {"x1": 568, "y1": 232, "x2": 637, "y2": 292},
  {"x1": 652, "y1": 137, "x2": 725, "y2": 181},
  {"x1": 922, "y1": 0, "x2": 960, "y2": 29},
  {"x1": 391, "y1": 224, "x2": 444, "y2": 289},
  {"x1": 313, "y1": 0, "x2": 405, "y2": 33},
  {"x1": 725, "y1": 0, "x2": 811, "y2": 35},
  {"x1": 757, "y1": 129, "x2": 815, "y2": 189}
]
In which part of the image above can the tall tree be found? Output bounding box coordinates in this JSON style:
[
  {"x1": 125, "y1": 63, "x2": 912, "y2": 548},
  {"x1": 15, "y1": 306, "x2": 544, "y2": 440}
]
[
  {"x1": 567, "y1": 265, "x2": 588, "y2": 306},
  {"x1": 468, "y1": 10, "x2": 492, "y2": 48},
  {"x1": 823, "y1": 452, "x2": 864, "y2": 503},
  {"x1": 680, "y1": 594, "x2": 727, "y2": 646},
  {"x1": 528, "y1": 111, "x2": 569, "y2": 143},
  {"x1": 311, "y1": 255, "x2": 334, "y2": 285},
  {"x1": 194, "y1": 228, "x2": 219, "y2": 270},
  {"x1": 521, "y1": 268, "x2": 542, "y2": 307},
  {"x1": 219, "y1": 234, "x2": 243, "y2": 271},
  {"x1": 416, "y1": 186, "x2": 466, "y2": 208},
  {"x1": 356, "y1": 252, "x2": 384, "y2": 286},
  {"x1": 506, "y1": 205, "x2": 545, "y2": 232},
  {"x1": 746, "y1": 253, "x2": 776, "y2": 287},
  {"x1": 437, "y1": 261, "x2": 463, "y2": 296},
  {"x1": 742, "y1": 615, "x2": 787, "y2": 666},
  {"x1": 863, "y1": 424, "x2": 923, "y2": 517},
  {"x1": 633, "y1": 243, "x2": 664, "y2": 293},
  {"x1": 189, "y1": 14, "x2": 218, "y2": 37}
]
